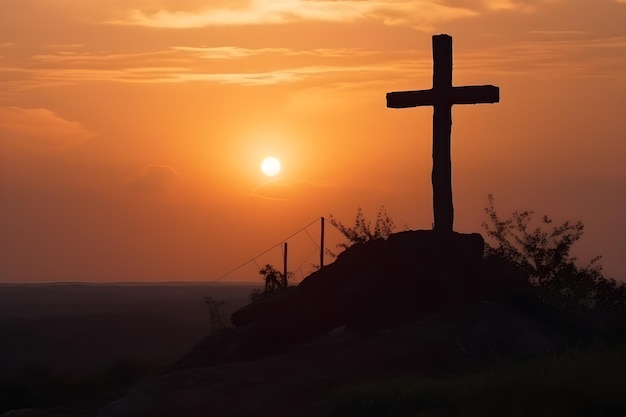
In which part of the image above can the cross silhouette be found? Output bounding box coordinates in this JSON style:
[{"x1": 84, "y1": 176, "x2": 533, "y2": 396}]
[{"x1": 387, "y1": 34, "x2": 499, "y2": 233}]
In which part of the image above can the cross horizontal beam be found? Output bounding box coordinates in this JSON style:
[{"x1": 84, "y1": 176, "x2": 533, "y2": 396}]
[{"x1": 386, "y1": 85, "x2": 499, "y2": 109}]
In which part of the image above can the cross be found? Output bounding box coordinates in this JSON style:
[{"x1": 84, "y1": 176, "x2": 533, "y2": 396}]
[{"x1": 387, "y1": 34, "x2": 499, "y2": 233}]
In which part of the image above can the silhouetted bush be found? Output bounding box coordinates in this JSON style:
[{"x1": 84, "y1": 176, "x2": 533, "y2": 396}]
[
  {"x1": 204, "y1": 296, "x2": 226, "y2": 332},
  {"x1": 482, "y1": 194, "x2": 626, "y2": 339},
  {"x1": 482, "y1": 194, "x2": 593, "y2": 284},
  {"x1": 250, "y1": 264, "x2": 291, "y2": 302},
  {"x1": 328, "y1": 206, "x2": 397, "y2": 258}
]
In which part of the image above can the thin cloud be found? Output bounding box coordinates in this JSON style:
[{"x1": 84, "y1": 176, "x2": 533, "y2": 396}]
[
  {"x1": 529, "y1": 30, "x2": 586, "y2": 35},
  {"x1": 171, "y1": 46, "x2": 291, "y2": 59},
  {"x1": 483, "y1": 0, "x2": 532, "y2": 11},
  {"x1": 3, "y1": 67, "x2": 188, "y2": 90},
  {"x1": 480, "y1": 0, "x2": 559, "y2": 12},
  {"x1": 456, "y1": 35, "x2": 626, "y2": 79},
  {"x1": 4, "y1": 47, "x2": 419, "y2": 89},
  {"x1": 173, "y1": 63, "x2": 408, "y2": 85},
  {"x1": 171, "y1": 46, "x2": 376, "y2": 60},
  {"x1": 0, "y1": 106, "x2": 94, "y2": 148},
  {"x1": 108, "y1": 0, "x2": 477, "y2": 29},
  {"x1": 44, "y1": 43, "x2": 84, "y2": 49},
  {"x1": 4, "y1": 35, "x2": 626, "y2": 93},
  {"x1": 32, "y1": 49, "x2": 180, "y2": 63},
  {"x1": 129, "y1": 165, "x2": 180, "y2": 193},
  {"x1": 174, "y1": 71, "x2": 302, "y2": 86}
]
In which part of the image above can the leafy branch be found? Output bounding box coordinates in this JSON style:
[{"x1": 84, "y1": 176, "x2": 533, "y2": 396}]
[
  {"x1": 327, "y1": 206, "x2": 398, "y2": 258},
  {"x1": 482, "y1": 194, "x2": 624, "y2": 315}
]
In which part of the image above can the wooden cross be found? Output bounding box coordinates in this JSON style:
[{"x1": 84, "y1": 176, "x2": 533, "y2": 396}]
[{"x1": 387, "y1": 34, "x2": 499, "y2": 233}]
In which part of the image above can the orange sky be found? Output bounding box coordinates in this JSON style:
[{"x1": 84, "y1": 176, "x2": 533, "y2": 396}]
[{"x1": 1, "y1": 0, "x2": 625, "y2": 283}]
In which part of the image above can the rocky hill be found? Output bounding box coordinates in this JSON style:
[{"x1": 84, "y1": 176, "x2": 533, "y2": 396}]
[{"x1": 90, "y1": 230, "x2": 574, "y2": 417}]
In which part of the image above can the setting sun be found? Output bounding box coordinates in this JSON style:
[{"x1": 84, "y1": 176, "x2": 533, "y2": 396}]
[{"x1": 261, "y1": 156, "x2": 281, "y2": 177}]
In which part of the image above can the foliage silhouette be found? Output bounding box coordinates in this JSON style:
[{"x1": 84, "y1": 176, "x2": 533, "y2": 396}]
[
  {"x1": 482, "y1": 194, "x2": 625, "y2": 325},
  {"x1": 250, "y1": 264, "x2": 291, "y2": 302},
  {"x1": 482, "y1": 193, "x2": 592, "y2": 284},
  {"x1": 203, "y1": 296, "x2": 226, "y2": 333},
  {"x1": 327, "y1": 206, "x2": 397, "y2": 258}
]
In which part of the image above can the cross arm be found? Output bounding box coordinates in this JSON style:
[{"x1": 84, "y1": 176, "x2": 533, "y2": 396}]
[
  {"x1": 386, "y1": 89, "x2": 436, "y2": 109},
  {"x1": 386, "y1": 85, "x2": 499, "y2": 109},
  {"x1": 449, "y1": 85, "x2": 499, "y2": 105}
]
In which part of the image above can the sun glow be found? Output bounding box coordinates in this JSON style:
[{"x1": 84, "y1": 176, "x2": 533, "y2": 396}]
[{"x1": 261, "y1": 156, "x2": 281, "y2": 176}]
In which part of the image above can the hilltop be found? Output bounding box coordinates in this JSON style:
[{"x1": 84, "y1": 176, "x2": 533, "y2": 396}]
[{"x1": 92, "y1": 230, "x2": 586, "y2": 417}]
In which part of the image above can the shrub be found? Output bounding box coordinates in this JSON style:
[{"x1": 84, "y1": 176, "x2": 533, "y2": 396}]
[
  {"x1": 250, "y1": 264, "x2": 291, "y2": 302},
  {"x1": 482, "y1": 194, "x2": 625, "y2": 322},
  {"x1": 327, "y1": 206, "x2": 397, "y2": 257}
]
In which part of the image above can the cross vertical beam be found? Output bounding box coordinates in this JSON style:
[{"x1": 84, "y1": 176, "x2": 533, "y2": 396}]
[
  {"x1": 386, "y1": 34, "x2": 499, "y2": 233},
  {"x1": 432, "y1": 35, "x2": 454, "y2": 232}
]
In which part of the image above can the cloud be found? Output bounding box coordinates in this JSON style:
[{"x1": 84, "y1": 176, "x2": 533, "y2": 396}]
[
  {"x1": 44, "y1": 43, "x2": 84, "y2": 49},
  {"x1": 129, "y1": 165, "x2": 179, "y2": 193},
  {"x1": 171, "y1": 46, "x2": 291, "y2": 59},
  {"x1": 470, "y1": 0, "x2": 561, "y2": 12},
  {"x1": 2, "y1": 46, "x2": 414, "y2": 89},
  {"x1": 498, "y1": 36, "x2": 626, "y2": 77},
  {"x1": 482, "y1": 0, "x2": 533, "y2": 11},
  {"x1": 0, "y1": 106, "x2": 94, "y2": 148},
  {"x1": 31, "y1": 49, "x2": 177, "y2": 64},
  {"x1": 529, "y1": 30, "x2": 586, "y2": 35},
  {"x1": 4, "y1": 31, "x2": 626, "y2": 94},
  {"x1": 108, "y1": 0, "x2": 477, "y2": 29},
  {"x1": 173, "y1": 62, "x2": 407, "y2": 85}
]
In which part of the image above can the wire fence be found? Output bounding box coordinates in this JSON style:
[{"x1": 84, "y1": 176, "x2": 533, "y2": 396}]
[{"x1": 212, "y1": 217, "x2": 346, "y2": 284}]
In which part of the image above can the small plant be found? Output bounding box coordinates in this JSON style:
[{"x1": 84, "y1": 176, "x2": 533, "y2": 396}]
[
  {"x1": 327, "y1": 206, "x2": 398, "y2": 258},
  {"x1": 203, "y1": 296, "x2": 226, "y2": 332},
  {"x1": 250, "y1": 264, "x2": 291, "y2": 301}
]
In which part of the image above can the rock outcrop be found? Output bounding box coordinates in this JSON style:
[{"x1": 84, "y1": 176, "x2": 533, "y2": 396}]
[
  {"x1": 177, "y1": 230, "x2": 558, "y2": 369},
  {"x1": 94, "y1": 230, "x2": 568, "y2": 417}
]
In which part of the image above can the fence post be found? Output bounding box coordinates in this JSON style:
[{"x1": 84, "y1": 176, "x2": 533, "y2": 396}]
[
  {"x1": 320, "y1": 217, "x2": 325, "y2": 269},
  {"x1": 283, "y1": 242, "x2": 288, "y2": 287}
]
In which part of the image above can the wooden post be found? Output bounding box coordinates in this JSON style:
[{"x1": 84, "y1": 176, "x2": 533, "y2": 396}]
[
  {"x1": 282, "y1": 242, "x2": 288, "y2": 288},
  {"x1": 431, "y1": 35, "x2": 454, "y2": 232},
  {"x1": 320, "y1": 217, "x2": 325, "y2": 270}
]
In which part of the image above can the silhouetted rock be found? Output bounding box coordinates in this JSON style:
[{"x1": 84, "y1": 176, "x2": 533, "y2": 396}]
[
  {"x1": 92, "y1": 230, "x2": 576, "y2": 417},
  {"x1": 178, "y1": 230, "x2": 556, "y2": 370}
]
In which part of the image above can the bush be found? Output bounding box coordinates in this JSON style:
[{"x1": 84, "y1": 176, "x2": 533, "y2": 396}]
[
  {"x1": 250, "y1": 264, "x2": 291, "y2": 302},
  {"x1": 328, "y1": 206, "x2": 397, "y2": 257},
  {"x1": 482, "y1": 194, "x2": 625, "y2": 323}
]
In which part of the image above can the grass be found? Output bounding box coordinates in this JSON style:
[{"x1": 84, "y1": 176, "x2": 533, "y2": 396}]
[{"x1": 329, "y1": 345, "x2": 626, "y2": 417}]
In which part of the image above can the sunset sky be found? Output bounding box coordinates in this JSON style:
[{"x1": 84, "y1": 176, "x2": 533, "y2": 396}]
[{"x1": 1, "y1": 0, "x2": 625, "y2": 283}]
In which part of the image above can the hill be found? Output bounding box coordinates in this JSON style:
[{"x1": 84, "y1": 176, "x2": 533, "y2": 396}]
[{"x1": 88, "y1": 230, "x2": 614, "y2": 417}]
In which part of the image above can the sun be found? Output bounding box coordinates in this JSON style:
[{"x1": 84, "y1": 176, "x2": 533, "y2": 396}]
[{"x1": 260, "y1": 156, "x2": 281, "y2": 177}]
